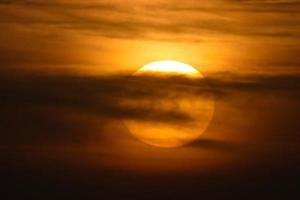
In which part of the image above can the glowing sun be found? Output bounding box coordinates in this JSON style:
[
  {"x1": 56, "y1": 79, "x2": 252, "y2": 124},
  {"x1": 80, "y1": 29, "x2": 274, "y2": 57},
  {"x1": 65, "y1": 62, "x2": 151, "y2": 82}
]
[
  {"x1": 136, "y1": 60, "x2": 201, "y2": 77},
  {"x1": 125, "y1": 60, "x2": 214, "y2": 148}
]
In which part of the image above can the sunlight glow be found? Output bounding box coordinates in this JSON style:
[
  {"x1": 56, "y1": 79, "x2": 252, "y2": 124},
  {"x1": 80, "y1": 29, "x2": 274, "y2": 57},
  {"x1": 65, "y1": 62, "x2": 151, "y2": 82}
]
[{"x1": 137, "y1": 60, "x2": 202, "y2": 78}]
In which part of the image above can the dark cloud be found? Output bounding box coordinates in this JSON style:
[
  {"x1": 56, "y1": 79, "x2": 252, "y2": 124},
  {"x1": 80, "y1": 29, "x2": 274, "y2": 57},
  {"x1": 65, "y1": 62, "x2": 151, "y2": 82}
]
[
  {"x1": 0, "y1": 70, "x2": 299, "y2": 146},
  {"x1": 188, "y1": 138, "x2": 238, "y2": 151},
  {"x1": 1, "y1": 71, "x2": 298, "y2": 124},
  {"x1": 207, "y1": 72, "x2": 300, "y2": 98},
  {"x1": 0, "y1": 74, "x2": 208, "y2": 123}
]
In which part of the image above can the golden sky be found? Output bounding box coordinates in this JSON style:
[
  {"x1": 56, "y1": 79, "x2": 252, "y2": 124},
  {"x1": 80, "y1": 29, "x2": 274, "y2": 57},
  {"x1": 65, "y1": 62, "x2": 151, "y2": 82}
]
[
  {"x1": 1, "y1": 0, "x2": 300, "y2": 74},
  {"x1": 0, "y1": 0, "x2": 300, "y2": 198}
]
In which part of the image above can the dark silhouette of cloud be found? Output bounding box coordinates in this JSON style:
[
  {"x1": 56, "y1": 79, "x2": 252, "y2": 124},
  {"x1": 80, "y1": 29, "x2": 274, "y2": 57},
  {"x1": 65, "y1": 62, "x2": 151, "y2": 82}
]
[
  {"x1": 188, "y1": 138, "x2": 238, "y2": 151},
  {"x1": 1, "y1": 71, "x2": 298, "y2": 124},
  {"x1": 207, "y1": 72, "x2": 300, "y2": 98},
  {"x1": 0, "y1": 74, "x2": 209, "y2": 123},
  {"x1": 0, "y1": 70, "x2": 299, "y2": 146}
]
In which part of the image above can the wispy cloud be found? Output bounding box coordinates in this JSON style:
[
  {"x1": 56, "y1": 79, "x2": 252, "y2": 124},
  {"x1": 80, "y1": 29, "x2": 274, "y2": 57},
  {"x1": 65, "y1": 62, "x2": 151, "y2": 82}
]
[{"x1": 0, "y1": 0, "x2": 299, "y2": 40}]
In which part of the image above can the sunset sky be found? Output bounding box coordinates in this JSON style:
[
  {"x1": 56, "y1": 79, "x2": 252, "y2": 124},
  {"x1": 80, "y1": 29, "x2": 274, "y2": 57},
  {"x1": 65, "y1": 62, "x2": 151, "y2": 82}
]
[{"x1": 1, "y1": 0, "x2": 300, "y2": 199}]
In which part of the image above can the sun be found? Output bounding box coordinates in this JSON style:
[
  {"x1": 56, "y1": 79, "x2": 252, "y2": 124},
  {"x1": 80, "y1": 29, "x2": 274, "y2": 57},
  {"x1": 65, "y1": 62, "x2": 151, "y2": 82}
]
[
  {"x1": 136, "y1": 60, "x2": 202, "y2": 78},
  {"x1": 124, "y1": 60, "x2": 214, "y2": 148}
]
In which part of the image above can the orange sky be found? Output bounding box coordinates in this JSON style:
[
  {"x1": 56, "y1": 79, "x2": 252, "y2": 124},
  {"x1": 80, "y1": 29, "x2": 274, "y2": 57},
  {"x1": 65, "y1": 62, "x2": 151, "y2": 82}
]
[
  {"x1": 0, "y1": 1, "x2": 300, "y2": 198},
  {"x1": 1, "y1": 0, "x2": 300, "y2": 75}
]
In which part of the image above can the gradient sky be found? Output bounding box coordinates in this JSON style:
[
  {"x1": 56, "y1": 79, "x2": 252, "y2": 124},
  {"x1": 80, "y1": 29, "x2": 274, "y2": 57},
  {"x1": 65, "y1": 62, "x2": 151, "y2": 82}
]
[
  {"x1": 1, "y1": 0, "x2": 300, "y2": 74},
  {"x1": 1, "y1": 0, "x2": 300, "y2": 199}
]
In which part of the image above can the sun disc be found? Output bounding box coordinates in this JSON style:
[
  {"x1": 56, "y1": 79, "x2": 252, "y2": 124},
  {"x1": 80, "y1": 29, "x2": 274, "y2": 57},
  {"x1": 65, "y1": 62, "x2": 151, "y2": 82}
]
[
  {"x1": 125, "y1": 60, "x2": 214, "y2": 148},
  {"x1": 135, "y1": 60, "x2": 202, "y2": 78}
]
